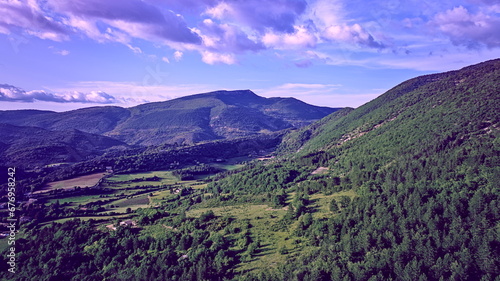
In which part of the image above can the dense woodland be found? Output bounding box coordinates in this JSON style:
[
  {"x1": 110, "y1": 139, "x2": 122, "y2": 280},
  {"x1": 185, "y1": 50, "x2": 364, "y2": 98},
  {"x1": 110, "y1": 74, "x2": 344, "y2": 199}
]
[{"x1": 0, "y1": 59, "x2": 499, "y2": 280}]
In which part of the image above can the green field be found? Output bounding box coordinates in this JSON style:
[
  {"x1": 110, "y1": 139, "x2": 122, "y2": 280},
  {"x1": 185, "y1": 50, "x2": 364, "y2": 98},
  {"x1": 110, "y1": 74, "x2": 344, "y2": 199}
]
[
  {"x1": 104, "y1": 195, "x2": 151, "y2": 214},
  {"x1": 46, "y1": 195, "x2": 106, "y2": 205},
  {"x1": 41, "y1": 214, "x2": 132, "y2": 225},
  {"x1": 34, "y1": 158, "x2": 250, "y2": 231},
  {"x1": 107, "y1": 170, "x2": 178, "y2": 185},
  {"x1": 186, "y1": 203, "x2": 300, "y2": 272}
]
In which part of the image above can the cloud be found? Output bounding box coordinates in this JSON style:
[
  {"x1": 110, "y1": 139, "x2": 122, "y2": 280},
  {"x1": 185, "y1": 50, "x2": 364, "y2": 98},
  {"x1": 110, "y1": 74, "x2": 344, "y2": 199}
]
[
  {"x1": 432, "y1": 6, "x2": 500, "y2": 48},
  {"x1": 174, "y1": 50, "x2": 183, "y2": 61},
  {"x1": 0, "y1": 84, "x2": 116, "y2": 103},
  {"x1": 197, "y1": 19, "x2": 264, "y2": 53},
  {"x1": 162, "y1": 57, "x2": 170, "y2": 63},
  {"x1": 323, "y1": 23, "x2": 385, "y2": 48},
  {"x1": 49, "y1": 81, "x2": 222, "y2": 106},
  {"x1": 0, "y1": 0, "x2": 69, "y2": 41},
  {"x1": 47, "y1": 0, "x2": 202, "y2": 45},
  {"x1": 259, "y1": 83, "x2": 341, "y2": 96},
  {"x1": 200, "y1": 51, "x2": 236, "y2": 65},
  {"x1": 262, "y1": 25, "x2": 317, "y2": 49},
  {"x1": 49, "y1": 46, "x2": 70, "y2": 56},
  {"x1": 257, "y1": 83, "x2": 379, "y2": 107},
  {"x1": 294, "y1": 59, "x2": 313, "y2": 68},
  {"x1": 204, "y1": 0, "x2": 307, "y2": 33},
  {"x1": 305, "y1": 0, "x2": 385, "y2": 49}
]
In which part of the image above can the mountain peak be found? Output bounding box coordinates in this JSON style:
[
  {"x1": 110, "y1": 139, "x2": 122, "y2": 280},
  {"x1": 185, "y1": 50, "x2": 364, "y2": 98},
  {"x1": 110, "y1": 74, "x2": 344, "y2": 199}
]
[{"x1": 1, "y1": 89, "x2": 341, "y2": 146}]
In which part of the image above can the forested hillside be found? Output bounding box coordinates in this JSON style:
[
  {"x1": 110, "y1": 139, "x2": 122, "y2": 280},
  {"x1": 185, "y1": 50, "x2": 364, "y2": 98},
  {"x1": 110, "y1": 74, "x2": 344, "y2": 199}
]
[
  {"x1": 0, "y1": 59, "x2": 498, "y2": 281},
  {"x1": 247, "y1": 58, "x2": 500, "y2": 280},
  {"x1": 0, "y1": 123, "x2": 130, "y2": 167},
  {"x1": 209, "y1": 58, "x2": 500, "y2": 280}
]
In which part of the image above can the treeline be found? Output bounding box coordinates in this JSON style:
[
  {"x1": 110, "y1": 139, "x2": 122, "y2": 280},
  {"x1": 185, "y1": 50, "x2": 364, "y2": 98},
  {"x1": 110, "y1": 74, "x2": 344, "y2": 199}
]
[
  {"x1": 208, "y1": 163, "x2": 309, "y2": 195},
  {"x1": 0, "y1": 216, "x2": 238, "y2": 281},
  {"x1": 1, "y1": 133, "x2": 282, "y2": 198},
  {"x1": 172, "y1": 164, "x2": 224, "y2": 180}
]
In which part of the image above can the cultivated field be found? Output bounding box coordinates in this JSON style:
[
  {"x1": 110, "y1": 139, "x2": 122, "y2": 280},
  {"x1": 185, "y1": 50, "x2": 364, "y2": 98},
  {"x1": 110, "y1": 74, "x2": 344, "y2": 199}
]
[{"x1": 35, "y1": 172, "x2": 107, "y2": 194}]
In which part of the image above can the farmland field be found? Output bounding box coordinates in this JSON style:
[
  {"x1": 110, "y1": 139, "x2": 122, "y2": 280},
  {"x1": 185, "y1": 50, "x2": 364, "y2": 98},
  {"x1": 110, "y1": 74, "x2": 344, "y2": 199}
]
[
  {"x1": 104, "y1": 194, "x2": 151, "y2": 214},
  {"x1": 35, "y1": 172, "x2": 107, "y2": 194},
  {"x1": 106, "y1": 170, "x2": 177, "y2": 185}
]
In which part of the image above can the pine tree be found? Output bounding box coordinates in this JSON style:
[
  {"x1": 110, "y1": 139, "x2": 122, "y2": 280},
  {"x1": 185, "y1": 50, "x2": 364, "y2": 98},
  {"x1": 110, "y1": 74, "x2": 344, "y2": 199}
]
[{"x1": 330, "y1": 198, "x2": 340, "y2": 213}]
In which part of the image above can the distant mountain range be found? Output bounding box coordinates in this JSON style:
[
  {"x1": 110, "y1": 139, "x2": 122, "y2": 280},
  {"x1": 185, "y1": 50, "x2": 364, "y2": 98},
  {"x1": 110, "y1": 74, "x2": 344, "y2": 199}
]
[{"x1": 0, "y1": 90, "x2": 340, "y2": 166}]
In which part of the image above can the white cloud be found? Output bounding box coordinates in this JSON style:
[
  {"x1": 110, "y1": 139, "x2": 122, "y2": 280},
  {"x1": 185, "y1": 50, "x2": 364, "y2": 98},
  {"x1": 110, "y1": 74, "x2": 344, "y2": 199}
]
[
  {"x1": 162, "y1": 57, "x2": 170, "y2": 63},
  {"x1": 205, "y1": 2, "x2": 233, "y2": 19},
  {"x1": 0, "y1": 84, "x2": 116, "y2": 103},
  {"x1": 49, "y1": 81, "x2": 223, "y2": 106},
  {"x1": 56, "y1": 49, "x2": 70, "y2": 56},
  {"x1": 306, "y1": 0, "x2": 344, "y2": 28},
  {"x1": 262, "y1": 25, "x2": 317, "y2": 49},
  {"x1": 323, "y1": 23, "x2": 384, "y2": 48},
  {"x1": 49, "y1": 46, "x2": 70, "y2": 56},
  {"x1": 200, "y1": 51, "x2": 236, "y2": 64},
  {"x1": 174, "y1": 50, "x2": 183, "y2": 61}
]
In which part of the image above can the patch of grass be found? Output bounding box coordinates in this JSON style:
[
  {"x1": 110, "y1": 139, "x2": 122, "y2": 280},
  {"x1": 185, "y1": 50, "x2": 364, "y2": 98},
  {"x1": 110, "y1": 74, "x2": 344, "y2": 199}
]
[
  {"x1": 107, "y1": 170, "x2": 178, "y2": 185},
  {"x1": 309, "y1": 190, "x2": 358, "y2": 219},
  {"x1": 46, "y1": 195, "x2": 105, "y2": 205},
  {"x1": 104, "y1": 195, "x2": 150, "y2": 214},
  {"x1": 41, "y1": 214, "x2": 132, "y2": 225},
  {"x1": 187, "y1": 203, "x2": 299, "y2": 272}
]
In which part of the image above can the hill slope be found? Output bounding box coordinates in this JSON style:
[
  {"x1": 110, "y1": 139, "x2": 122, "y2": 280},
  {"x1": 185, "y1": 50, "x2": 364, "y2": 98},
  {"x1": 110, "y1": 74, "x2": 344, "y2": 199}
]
[
  {"x1": 281, "y1": 58, "x2": 499, "y2": 160},
  {"x1": 0, "y1": 90, "x2": 339, "y2": 146},
  {"x1": 211, "y1": 59, "x2": 500, "y2": 280},
  {"x1": 1, "y1": 60, "x2": 498, "y2": 281},
  {"x1": 0, "y1": 123, "x2": 130, "y2": 167}
]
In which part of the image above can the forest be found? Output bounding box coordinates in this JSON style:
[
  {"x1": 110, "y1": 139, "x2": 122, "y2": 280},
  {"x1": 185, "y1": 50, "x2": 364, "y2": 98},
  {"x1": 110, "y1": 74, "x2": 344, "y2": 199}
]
[{"x1": 0, "y1": 59, "x2": 498, "y2": 280}]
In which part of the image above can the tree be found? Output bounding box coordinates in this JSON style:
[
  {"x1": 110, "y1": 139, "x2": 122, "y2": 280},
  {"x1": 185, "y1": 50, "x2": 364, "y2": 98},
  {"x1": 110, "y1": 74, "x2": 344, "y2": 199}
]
[{"x1": 330, "y1": 198, "x2": 340, "y2": 213}]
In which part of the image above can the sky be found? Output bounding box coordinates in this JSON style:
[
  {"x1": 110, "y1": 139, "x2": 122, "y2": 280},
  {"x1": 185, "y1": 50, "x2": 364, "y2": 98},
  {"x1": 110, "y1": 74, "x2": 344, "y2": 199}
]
[{"x1": 0, "y1": 0, "x2": 499, "y2": 111}]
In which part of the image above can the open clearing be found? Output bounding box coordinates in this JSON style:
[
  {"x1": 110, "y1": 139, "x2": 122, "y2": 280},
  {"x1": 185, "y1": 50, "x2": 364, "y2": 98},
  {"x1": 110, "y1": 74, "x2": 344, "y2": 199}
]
[
  {"x1": 104, "y1": 195, "x2": 151, "y2": 214},
  {"x1": 187, "y1": 204, "x2": 299, "y2": 272},
  {"x1": 36, "y1": 172, "x2": 107, "y2": 194}
]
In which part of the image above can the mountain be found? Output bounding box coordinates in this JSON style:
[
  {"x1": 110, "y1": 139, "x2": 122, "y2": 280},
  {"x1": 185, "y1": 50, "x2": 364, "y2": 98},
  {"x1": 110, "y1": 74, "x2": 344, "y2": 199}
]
[
  {"x1": 209, "y1": 59, "x2": 500, "y2": 279},
  {"x1": 1, "y1": 60, "x2": 498, "y2": 281},
  {"x1": 281, "y1": 58, "x2": 500, "y2": 157},
  {"x1": 0, "y1": 90, "x2": 340, "y2": 146},
  {"x1": 0, "y1": 123, "x2": 129, "y2": 167}
]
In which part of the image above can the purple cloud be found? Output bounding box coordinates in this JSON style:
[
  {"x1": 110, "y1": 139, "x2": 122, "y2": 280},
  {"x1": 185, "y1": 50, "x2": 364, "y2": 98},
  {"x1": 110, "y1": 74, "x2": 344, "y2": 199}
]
[
  {"x1": 47, "y1": 0, "x2": 201, "y2": 44},
  {"x1": 433, "y1": 6, "x2": 500, "y2": 48},
  {"x1": 0, "y1": 84, "x2": 116, "y2": 104},
  {"x1": 322, "y1": 23, "x2": 385, "y2": 49},
  {"x1": 294, "y1": 59, "x2": 313, "y2": 68},
  {"x1": 198, "y1": 19, "x2": 265, "y2": 53},
  {"x1": 0, "y1": 1, "x2": 69, "y2": 41},
  {"x1": 205, "y1": 0, "x2": 307, "y2": 33}
]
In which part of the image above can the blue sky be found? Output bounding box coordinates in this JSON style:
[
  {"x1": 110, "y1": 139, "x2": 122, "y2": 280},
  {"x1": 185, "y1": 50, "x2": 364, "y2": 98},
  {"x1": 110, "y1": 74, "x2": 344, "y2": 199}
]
[{"x1": 0, "y1": 0, "x2": 499, "y2": 111}]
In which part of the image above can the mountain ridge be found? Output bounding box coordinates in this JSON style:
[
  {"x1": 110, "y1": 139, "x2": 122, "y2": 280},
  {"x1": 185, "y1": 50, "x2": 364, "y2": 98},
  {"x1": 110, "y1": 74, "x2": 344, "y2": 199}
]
[{"x1": 0, "y1": 90, "x2": 341, "y2": 146}]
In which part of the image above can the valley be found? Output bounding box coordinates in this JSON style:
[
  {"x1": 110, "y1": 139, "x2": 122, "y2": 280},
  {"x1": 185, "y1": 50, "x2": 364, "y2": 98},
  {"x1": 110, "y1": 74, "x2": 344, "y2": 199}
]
[{"x1": 0, "y1": 59, "x2": 498, "y2": 281}]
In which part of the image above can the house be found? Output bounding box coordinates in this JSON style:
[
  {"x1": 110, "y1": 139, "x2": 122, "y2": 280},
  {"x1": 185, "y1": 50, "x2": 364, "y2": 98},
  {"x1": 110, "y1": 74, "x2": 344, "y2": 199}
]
[
  {"x1": 106, "y1": 224, "x2": 117, "y2": 231},
  {"x1": 119, "y1": 220, "x2": 137, "y2": 227}
]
